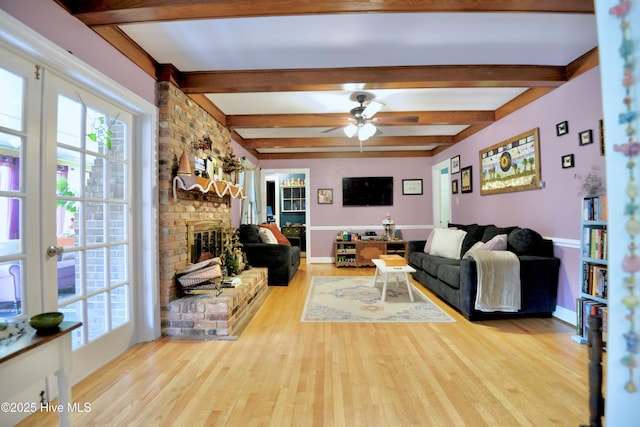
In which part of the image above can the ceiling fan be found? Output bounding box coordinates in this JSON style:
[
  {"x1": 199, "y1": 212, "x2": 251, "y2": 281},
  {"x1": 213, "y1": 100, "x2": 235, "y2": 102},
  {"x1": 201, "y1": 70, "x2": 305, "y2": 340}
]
[{"x1": 322, "y1": 93, "x2": 419, "y2": 144}]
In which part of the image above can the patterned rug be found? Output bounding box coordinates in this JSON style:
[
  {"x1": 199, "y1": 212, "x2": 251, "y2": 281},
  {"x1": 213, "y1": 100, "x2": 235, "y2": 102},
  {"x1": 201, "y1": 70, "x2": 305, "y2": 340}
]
[{"x1": 301, "y1": 276, "x2": 456, "y2": 323}]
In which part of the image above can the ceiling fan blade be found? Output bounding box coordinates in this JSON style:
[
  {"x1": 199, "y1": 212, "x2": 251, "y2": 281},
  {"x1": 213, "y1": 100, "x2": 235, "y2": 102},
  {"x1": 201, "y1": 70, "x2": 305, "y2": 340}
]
[
  {"x1": 321, "y1": 125, "x2": 347, "y2": 134},
  {"x1": 362, "y1": 100, "x2": 384, "y2": 118}
]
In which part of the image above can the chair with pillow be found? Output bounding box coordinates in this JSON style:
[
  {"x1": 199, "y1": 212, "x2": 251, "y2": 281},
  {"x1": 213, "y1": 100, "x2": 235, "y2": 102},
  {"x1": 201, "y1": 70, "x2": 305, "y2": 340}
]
[{"x1": 237, "y1": 224, "x2": 301, "y2": 286}]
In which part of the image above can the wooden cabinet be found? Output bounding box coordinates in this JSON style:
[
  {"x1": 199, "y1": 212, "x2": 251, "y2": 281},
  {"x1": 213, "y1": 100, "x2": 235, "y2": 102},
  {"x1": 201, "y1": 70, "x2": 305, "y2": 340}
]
[
  {"x1": 334, "y1": 240, "x2": 408, "y2": 267},
  {"x1": 282, "y1": 225, "x2": 306, "y2": 252}
]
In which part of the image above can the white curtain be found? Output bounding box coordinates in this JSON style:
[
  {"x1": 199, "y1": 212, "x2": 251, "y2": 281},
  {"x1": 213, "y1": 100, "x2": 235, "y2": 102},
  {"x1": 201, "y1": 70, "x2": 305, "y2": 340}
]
[{"x1": 241, "y1": 158, "x2": 261, "y2": 224}]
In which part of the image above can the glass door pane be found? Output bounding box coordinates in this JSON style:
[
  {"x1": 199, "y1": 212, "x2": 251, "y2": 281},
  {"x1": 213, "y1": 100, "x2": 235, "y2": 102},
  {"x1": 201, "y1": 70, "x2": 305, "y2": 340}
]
[
  {"x1": 0, "y1": 67, "x2": 25, "y2": 319},
  {"x1": 49, "y1": 88, "x2": 133, "y2": 349}
]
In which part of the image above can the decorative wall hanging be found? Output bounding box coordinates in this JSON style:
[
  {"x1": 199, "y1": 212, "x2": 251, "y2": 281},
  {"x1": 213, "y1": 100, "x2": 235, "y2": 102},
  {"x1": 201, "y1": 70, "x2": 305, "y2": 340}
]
[
  {"x1": 479, "y1": 128, "x2": 541, "y2": 195},
  {"x1": 451, "y1": 179, "x2": 459, "y2": 194},
  {"x1": 562, "y1": 154, "x2": 575, "y2": 169},
  {"x1": 611, "y1": 0, "x2": 638, "y2": 394},
  {"x1": 579, "y1": 129, "x2": 594, "y2": 146},
  {"x1": 556, "y1": 120, "x2": 569, "y2": 136}
]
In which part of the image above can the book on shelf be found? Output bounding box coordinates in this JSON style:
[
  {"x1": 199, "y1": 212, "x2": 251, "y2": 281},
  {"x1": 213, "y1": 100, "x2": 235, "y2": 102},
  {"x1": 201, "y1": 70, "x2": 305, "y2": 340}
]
[
  {"x1": 581, "y1": 264, "x2": 608, "y2": 298},
  {"x1": 582, "y1": 195, "x2": 608, "y2": 221},
  {"x1": 576, "y1": 297, "x2": 607, "y2": 343}
]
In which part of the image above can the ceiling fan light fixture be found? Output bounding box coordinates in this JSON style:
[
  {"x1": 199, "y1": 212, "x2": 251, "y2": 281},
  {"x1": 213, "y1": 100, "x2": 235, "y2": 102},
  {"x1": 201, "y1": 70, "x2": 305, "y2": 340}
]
[
  {"x1": 344, "y1": 124, "x2": 358, "y2": 138},
  {"x1": 358, "y1": 122, "x2": 377, "y2": 141}
]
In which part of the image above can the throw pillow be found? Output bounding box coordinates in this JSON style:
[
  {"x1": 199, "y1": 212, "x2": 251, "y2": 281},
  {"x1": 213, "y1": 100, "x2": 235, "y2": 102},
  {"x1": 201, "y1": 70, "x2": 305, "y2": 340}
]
[
  {"x1": 480, "y1": 233, "x2": 508, "y2": 251},
  {"x1": 258, "y1": 223, "x2": 291, "y2": 245},
  {"x1": 258, "y1": 227, "x2": 279, "y2": 244},
  {"x1": 238, "y1": 224, "x2": 260, "y2": 244},
  {"x1": 508, "y1": 228, "x2": 544, "y2": 255},
  {"x1": 423, "y1": 228, "x2": 436, "y2": 253},
  {"x1": 481, "y1": 225, "x2": 517, "y2": 242},
  {"x1": 429, "y1": 228, "x2": 468, "y2": 259}
]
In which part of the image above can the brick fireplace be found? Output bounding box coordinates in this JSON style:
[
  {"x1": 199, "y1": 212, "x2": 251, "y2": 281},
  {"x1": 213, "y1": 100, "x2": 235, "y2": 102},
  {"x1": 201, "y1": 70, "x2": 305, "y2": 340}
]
[{"x1": 156, "y1": 81, "x2": 266, "y2": 338}]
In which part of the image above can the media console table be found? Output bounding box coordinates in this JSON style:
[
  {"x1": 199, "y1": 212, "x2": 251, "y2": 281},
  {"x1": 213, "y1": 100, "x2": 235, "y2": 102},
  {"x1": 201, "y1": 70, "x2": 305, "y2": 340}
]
[
  {"x1": 334, "y1": 240, "x2": 408, "y2": 267},
  {"x1": 0, "y1": 321, "x2": 82, "y2": 427}
]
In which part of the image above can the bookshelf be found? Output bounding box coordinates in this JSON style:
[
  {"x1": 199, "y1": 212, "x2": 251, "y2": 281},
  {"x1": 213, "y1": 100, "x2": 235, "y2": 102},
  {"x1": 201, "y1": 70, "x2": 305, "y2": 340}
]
[
  {"x1": 572, "y1": 195, "x2": 608, "y2": 346},
  {"x1": 334, "y1": 240, "x2": 408, "y2": 267}
]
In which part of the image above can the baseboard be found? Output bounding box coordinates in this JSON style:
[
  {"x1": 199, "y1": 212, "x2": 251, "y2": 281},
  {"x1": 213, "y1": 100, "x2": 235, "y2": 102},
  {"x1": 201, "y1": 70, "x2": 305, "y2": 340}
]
[
  {"x1": 553, "y1": 305, "x2": 576, "y2": 326},
  {"x1": 308, "y1": 256, "x2": 334, "y2": 264}
]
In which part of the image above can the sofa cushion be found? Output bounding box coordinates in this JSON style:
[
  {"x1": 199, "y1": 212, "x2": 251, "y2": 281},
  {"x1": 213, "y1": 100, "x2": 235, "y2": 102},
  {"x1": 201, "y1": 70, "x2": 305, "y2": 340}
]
[
  {"x1": 259, "y1": 223, "x2": 291, "y2": 245},
  {"x1": 430, "y1": 228, "x2": 467, "y2": 259},
  {"x1": 258, "y1": 227, "x2": 279, "y2": 244},
  {"x1": 238, "y1": 224, "x2": 261, "y2": 244},
  {"x1": 437, "y1": 264, "x2": 461, "y2": 289},
  {"x1": 508, "y1": 228, "x2": 545, "y2": 256},
  {"x1": 420, "y1": 254, "x2": 461, "y2": 277},
  {"x1": 481, "y1": 225, "x2": 517, "y2": 242}
]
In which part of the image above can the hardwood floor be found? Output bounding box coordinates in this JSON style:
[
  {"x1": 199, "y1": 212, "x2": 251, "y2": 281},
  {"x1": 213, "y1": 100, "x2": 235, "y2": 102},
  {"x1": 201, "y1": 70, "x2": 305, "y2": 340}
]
[{"x1": 19, "y1": 263, "x2": 593, "y2": 426}]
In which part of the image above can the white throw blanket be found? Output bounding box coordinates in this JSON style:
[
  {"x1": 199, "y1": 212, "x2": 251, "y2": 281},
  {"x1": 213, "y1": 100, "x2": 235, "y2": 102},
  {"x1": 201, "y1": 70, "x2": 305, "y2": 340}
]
[{"x1": 464, "y1": 250, "x2": 521, "y2": 312}]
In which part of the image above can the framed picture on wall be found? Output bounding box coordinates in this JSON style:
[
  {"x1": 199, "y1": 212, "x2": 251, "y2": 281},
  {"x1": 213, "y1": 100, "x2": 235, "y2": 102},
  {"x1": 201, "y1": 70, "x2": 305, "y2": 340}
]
[
  {"x1": 479, "y1": 128, "x2": 541, "y2": 195},
  {"x1": 579, "y1": 129, "x2": 593, "y2": 146},
  {"x1": 562, "y1": 154, "x2": 575, "y2": 168},
  {"x1": 402, "y1": 179, "x2": 423, "y2": 195},
  {"x1": 452, "y1": 179, "x2": 459, "y2": 194},
  {"x1": 317, "y1": 188, "x2": 333, "y2": 204},
  {"x1": 450, "y1": 155, "x2": 461, "y2": 174},
  {"x1": 461, "y1": 166, "x2": 473, "y2": 193}
]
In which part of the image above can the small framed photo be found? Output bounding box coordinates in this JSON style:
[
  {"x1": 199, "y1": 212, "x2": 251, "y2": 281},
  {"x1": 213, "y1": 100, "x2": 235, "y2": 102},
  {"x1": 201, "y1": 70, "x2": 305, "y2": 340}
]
[
  {"x1": 402, "y1": 179, "x2": 423, "y2": 195},
  {"x1": 579, "y1": 129, "x2": 593, "y2": 146},
  {"x1": 317, "y1": 188, "x2": 333, "y2": 204},
  {"x1": 556, "y1": 120, "x2": 569, "y2": 136},
  {"x1": 460, "y1": 166, "x2": 473, "y2": 194},
  {"x1": 451, "y1": 179, "x2": 459, "y2": 194},
  {"x1": 562, "y1": 154, "x2": 575, "y2": 169},
  {"x1": 450, "y1": 155, "x2": 461, "y2": 174}
]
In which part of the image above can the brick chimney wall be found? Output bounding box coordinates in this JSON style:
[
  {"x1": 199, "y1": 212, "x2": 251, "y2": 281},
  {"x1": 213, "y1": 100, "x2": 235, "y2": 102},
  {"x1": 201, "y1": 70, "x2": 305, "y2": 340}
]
[{"x1": 157, "y1": 81, "x2": 235, "y2": 306}]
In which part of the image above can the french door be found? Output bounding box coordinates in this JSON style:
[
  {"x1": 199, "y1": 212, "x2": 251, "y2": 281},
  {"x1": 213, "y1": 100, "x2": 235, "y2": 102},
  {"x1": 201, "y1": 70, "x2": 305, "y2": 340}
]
[{"x1": 0, "y1": 46, "x2": 136, "y2": 382}]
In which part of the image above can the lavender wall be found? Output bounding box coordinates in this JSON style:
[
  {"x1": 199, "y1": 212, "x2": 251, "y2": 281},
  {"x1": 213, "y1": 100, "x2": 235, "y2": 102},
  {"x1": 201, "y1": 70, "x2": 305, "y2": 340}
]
[
  {"x1": 0, "y1": 0, "x2": 156, "y2": 104},
  {"x1": 260, "y1": 157, "x2": 434, "y2": 258},
  {"x1": 430, "y1": 68, "x2": 604, "y2": 313}
]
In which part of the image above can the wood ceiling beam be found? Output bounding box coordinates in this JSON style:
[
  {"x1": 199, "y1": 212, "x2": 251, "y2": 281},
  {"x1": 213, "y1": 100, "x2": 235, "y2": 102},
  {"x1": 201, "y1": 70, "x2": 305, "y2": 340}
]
[
  {"x1": 179, "y1": 65, "x2": 566, "y2": 93},
  {"x1": 243, "y1": 136, "x2": 454, "y2": 149},
  {"x1": 227, "y1": 111, "x2": 495, "y2": 128},
  {"x1": 56, "y1": 1, "x2": 595, "y2": 27},
  {"x1": 256, "y1": 150, "x2": 435, "y2": 160}
]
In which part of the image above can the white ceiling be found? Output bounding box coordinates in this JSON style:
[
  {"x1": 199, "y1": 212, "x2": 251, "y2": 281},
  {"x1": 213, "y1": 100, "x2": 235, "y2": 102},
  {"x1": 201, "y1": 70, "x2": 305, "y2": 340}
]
[{"x1": 56, "y1": 2, "x2": 599, "y2": 158}]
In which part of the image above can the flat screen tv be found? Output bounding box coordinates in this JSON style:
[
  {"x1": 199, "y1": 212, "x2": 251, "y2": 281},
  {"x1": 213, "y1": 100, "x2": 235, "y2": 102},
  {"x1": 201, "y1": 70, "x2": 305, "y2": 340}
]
[{"x1": 342, "y1": 176, "x2": 393, "y2": 206}]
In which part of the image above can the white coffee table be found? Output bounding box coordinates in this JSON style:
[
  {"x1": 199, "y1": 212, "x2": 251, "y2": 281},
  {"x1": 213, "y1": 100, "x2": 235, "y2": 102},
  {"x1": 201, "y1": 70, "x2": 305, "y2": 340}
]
[{"x1": 371, "y1": 258, "x2": 416, "y2": 302}]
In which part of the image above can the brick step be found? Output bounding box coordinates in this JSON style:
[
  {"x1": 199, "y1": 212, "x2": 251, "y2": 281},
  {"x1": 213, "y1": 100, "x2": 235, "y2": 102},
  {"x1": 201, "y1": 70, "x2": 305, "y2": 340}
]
[{"x1": 161, "y1": 267, "x2": 268, "y2": 339}]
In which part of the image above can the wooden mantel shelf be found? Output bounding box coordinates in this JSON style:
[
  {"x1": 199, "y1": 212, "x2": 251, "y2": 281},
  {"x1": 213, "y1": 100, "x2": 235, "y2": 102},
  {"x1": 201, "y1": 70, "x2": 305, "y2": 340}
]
[{"x1": 173, "y1": 176, "x2": 246, "y2": 200}]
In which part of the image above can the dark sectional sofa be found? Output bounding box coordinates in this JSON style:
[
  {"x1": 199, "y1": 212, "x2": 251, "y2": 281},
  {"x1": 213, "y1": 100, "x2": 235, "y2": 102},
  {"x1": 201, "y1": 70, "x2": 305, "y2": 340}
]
[
  {"x1": 237, "y1": 224, "x2": 301, "y2": 286},
  {"x1": 408, "y1": 223, "x2": 561, "y2": 320}
]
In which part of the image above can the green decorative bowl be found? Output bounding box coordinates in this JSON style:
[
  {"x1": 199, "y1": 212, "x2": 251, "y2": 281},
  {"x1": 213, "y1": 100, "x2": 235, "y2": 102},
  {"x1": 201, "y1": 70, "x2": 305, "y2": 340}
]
[{"x1": 29, "y1": 312, "x2": 64, "y2": 331}]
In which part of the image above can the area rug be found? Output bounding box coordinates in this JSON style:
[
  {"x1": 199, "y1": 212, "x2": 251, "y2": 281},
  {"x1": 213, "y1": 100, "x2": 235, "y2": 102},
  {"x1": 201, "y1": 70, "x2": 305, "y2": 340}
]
[{"x1": 301, "y1": 276, "x2": 456, "y2": 323}]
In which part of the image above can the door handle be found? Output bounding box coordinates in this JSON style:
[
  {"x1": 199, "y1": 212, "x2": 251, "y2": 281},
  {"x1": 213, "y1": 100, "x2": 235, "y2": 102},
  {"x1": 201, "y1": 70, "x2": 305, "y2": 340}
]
[{"x1": 47, "y1": 245, "x2": 64, "y2": 258}]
